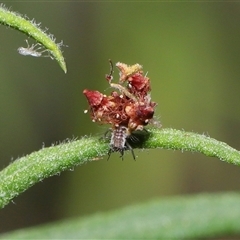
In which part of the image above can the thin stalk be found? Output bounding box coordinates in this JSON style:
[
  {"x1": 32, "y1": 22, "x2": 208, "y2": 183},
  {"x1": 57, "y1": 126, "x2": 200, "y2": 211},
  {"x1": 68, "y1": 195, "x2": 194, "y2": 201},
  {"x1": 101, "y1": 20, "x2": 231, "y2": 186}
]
[{"x1": 0, "y1": 4, "x2": 67, "y2": 73}]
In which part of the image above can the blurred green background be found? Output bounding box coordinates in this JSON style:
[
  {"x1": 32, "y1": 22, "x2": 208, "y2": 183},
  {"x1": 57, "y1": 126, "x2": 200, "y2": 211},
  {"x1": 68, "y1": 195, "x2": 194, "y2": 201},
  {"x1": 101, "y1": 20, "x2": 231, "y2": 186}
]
[{"x1": 1, "y1": 1, "x2": 240, "y2": 234}]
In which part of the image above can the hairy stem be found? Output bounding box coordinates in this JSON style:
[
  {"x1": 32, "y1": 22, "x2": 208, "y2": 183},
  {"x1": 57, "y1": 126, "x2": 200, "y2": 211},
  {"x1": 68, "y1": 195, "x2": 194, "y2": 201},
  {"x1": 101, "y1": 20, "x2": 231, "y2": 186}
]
[
  {"x1": 0, "y1": 128, "x2": 240, "y2": 209},
  {"x1": 0, "y1": 4, "x2": 67, "y2": 73},
  {"x1": 144, "y1": 128, "x2": 240, "y2": 165}
]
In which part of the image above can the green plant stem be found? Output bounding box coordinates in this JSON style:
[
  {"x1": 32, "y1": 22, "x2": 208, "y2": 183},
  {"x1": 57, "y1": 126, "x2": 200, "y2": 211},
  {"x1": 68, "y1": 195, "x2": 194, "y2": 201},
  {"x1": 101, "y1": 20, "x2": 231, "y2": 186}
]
[
  {"x1": 0, "y1": 4, "x2": 67, "y2": 73},
  {"x1": 0, "y1": 128, "x2": 240, "y2": 209},
  {"x1": 145, "y1": 128, "x2": 240, "y2": 165},
  {"x1": 0, "y1": 136, "x2": 108, "y2": 209}
]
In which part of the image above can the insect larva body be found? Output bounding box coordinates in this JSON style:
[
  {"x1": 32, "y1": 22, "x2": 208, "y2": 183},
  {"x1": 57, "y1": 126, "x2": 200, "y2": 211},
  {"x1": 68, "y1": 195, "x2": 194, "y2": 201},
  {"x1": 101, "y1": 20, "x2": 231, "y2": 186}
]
[{"x1": 108, "y1": 125, "x2": 135, "y2": 160}]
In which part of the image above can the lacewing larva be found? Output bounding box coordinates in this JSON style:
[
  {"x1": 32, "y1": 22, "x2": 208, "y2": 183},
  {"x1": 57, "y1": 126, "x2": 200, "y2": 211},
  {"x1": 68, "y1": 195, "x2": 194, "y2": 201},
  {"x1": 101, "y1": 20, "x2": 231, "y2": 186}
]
[
  {"x1": 106, "y1": 125, "x2": 135, "y2": 160},
  {"x1": 83, "y1": 60, "x2": 158, "y2": 160}
]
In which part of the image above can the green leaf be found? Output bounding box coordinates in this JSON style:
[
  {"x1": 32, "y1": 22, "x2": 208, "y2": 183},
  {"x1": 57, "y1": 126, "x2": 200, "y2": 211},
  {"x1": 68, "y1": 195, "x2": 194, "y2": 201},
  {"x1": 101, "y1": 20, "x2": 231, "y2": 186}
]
[
  {"x1": 1, "y1": 193, "x2": 240, "y2": 239},
  {"x1": 0, "y1": 4, "x2": 67, "y2": 73}
]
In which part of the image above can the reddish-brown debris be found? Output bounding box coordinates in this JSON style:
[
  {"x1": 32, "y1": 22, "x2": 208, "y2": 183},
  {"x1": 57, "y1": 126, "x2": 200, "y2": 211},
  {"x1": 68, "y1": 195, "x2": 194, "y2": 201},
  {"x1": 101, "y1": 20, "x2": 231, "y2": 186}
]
[{"x1": 83, "y1": 61, "x2": 157, "y2": 133}]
